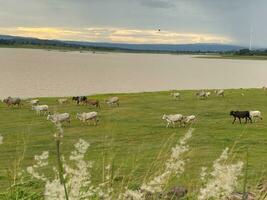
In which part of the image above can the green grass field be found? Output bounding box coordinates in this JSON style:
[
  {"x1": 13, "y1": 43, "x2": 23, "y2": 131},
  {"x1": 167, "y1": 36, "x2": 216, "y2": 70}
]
[{"x1": 0, "y1": 89, "x2": 267, "y2": 194}]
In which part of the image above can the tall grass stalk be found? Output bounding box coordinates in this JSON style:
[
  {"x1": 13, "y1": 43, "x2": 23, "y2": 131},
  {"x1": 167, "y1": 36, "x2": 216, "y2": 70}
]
[
  {"x1": 242, "y1": 147, "x2": 249, "y2": 200},
  {"x1": 55, "y1": 135, "x2": 69, "y2": 200}
]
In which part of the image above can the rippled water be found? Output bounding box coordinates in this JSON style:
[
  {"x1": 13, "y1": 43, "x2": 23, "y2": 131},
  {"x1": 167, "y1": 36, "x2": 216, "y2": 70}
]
[{"x1": 0, "y1": 48, "x2": 266, "y2": 98}]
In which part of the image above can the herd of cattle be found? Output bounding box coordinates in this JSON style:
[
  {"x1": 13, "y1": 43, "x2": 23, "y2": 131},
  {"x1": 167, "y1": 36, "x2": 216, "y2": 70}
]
[
  {"x1": 0, "y1": 89, "x2": 263, "y2": 127},
  {"x1": 1, "y1": 96, "x2": 120, "y2": 126}
]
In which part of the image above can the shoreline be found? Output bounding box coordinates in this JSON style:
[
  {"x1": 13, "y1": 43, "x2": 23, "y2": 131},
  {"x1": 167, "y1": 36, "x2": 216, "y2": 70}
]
[{"x1": 0, "y1": 87, "x2": 262, "y2": 99}]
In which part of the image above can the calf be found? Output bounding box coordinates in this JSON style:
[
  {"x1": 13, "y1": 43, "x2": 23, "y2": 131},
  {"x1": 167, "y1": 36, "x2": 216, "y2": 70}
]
[
  {"x1": 249, "y1": 111, "x2": 262, "y2": 122},
  {"x1": 183, "y1": 115, "x2": 196, "y2": 125},
  {"x1": 230, "y1": 111, "x2": 252, "y2": 124}
]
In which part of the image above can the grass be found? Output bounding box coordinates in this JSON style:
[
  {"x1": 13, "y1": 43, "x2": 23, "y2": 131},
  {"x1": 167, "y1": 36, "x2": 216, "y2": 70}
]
[{"x1": 0, "y1": 89, "x2": 267, "y2": 194}]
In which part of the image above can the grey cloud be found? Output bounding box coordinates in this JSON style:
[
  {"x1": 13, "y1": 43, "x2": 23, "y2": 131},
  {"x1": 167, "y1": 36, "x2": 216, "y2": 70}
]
[
  {"x1": 140, "y1": 0, "x2": 176, "y2": 8},
  {"x1": 0, "y1": 0, "x2": 267, "y2": 47}
]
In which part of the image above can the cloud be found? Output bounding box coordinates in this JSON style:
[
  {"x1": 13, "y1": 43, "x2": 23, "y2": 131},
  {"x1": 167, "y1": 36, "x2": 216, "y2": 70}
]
[
  {"x1": 1, "y1": 0, "x2": 267, "y2": 46},
  {"x1": 0, "y1": 26, "x2": 232, "y2": 44},
  {"x1": 139, "y1": 0, "x2": 176, "y2": 8}
]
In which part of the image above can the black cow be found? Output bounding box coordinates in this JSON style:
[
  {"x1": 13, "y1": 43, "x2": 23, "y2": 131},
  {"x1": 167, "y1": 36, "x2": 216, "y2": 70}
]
[
  {"x1": 230, "y1": 111, "x2": 252, "y2": 124},
  {"x1": 72, "y1": 96, "x2": 87, "y2": 105}
]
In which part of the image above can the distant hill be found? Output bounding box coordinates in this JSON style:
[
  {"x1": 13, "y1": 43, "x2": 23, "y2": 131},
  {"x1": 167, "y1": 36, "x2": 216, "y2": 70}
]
[
  {"x1": 0, "y1": 34, "x2": 244, "y2": 52},
  {"x1": 66, "y1": 41, "x2": 244, "y2": 52}
]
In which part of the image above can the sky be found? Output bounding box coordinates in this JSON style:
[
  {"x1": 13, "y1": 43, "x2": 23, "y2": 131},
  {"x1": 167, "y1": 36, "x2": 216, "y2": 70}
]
[{"x1": 0, "y1": 0, "x2": 266, "y2": 47}]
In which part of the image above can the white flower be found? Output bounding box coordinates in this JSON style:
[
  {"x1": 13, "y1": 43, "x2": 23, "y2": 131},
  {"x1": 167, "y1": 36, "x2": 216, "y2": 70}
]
[
  {"x1": 70, "y1": 139, "x2": 90, "y2": 161},
  {"x1": 44, "y1": 179, "x2": 65, "y2": 200},
  {"x1": 123, "y1": 128, "x2": 194, "y2": 199},
  {"x1": 200, "y1": 167, "x2": 207, "y2": 181},
  {"x1": 198, "y1": 148, "x2": 244, "y2": 200},
  {"x1": 27, "y1": 166, "x2": 47, "y2": 181},
  {"x1": 122, "y1": 189, "x2": 143, "y2": 200},
  {"x1": 27, "y1": 151, "x2": 49, "y2": 181}
]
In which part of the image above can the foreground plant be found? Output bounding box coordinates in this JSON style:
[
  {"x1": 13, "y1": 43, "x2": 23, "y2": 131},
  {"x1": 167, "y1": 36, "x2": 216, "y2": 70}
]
[
  {"x1": 27, "y1": 123, "x2": 113, "y2": 200},
  {"x1": 198, "y1": 148, "x2": 244, "y2": 200},
  {"x1": 120, "y1": 128, "x2": 194, "y2": 200}
]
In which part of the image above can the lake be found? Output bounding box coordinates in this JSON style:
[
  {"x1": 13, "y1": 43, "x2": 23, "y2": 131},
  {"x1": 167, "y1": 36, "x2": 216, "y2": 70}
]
[{"x1": 0, "y1": 48, "x2": 266, "y2": 98}]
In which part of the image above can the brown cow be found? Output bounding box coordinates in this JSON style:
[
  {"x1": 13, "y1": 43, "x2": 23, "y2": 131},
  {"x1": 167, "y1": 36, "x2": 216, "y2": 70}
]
[
  {"x1": 3, "y1": 97, "x2": 22, "y2": 107},
  {"x1": 84, "y1": 99, "x2": 100, "y2": 108}
]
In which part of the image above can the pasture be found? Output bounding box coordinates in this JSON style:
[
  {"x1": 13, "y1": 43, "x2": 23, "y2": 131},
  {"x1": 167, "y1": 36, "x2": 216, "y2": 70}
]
[{"x1": 0, "y1": 89, "x2": 266, "y2": 194}]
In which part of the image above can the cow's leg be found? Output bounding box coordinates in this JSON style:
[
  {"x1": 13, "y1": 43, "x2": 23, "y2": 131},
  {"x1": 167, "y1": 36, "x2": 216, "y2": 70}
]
[
  {"x1": 166, "y1": 122, "x2": 169, "y2": 128},
  {"x1": 94, "y1": 118, "x2": 98, "y2": 126},
  {"x1": 232, "y1": 117, "x2": 236, "y2": 124},
  {"x1": 240, "y1": 117, "x2": 242, "y2": 124},
  {"x1": 248, "y1": 116, "x2": 252, "y2": 123}
]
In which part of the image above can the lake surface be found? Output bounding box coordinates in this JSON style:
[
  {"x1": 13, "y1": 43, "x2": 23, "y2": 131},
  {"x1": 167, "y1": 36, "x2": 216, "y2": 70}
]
[{"x1": 0, "y1": 48, "x2": 267, "y2": 98}]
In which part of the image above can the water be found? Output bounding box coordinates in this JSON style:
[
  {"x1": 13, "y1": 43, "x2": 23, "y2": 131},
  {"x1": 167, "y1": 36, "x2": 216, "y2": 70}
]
[{"x1": 0, "y1": 48, "x2": 266, "y2": 98}]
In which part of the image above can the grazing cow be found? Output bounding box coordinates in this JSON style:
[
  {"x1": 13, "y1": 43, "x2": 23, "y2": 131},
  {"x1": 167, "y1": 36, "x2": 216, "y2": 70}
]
[
  {"x1": 76, "y1": 112, "x2": 98, "y2": 125},
  {"x1": 196, "y1": 91, "x2": 209, "y2": 99},
  {"x1": 162, "y1": 114, "x2": 184, "y2": 128},
  {"x1": 106, "y1": 97, "x2": 120, "y2": 107},
  {"x1": 32, "y1": 105, "x2": 49, "y2": 115},
  {"x1": 47, "y1": 113, "x2": 70, "y2": 124},
  {"x1": 27, "y1": 99, "x2": 39, "y2": 106},
  {"x1": 3, "y1": 97, "x2": 22, "y2": 107},
  {"x1": 57, "y1": 98, "x2": 68, "y2": 104},
  {"x1": 230, "y1": 111, "x2": 252, "y2": 124},
  {"x1": 84, "y1": 99, "x2": 100, "y2": 108},
  {"x1": 72, "y1": 96, "x2": 87, "y2": 105},
  {"x1": 170, "y1": 92, "x2": 180, "y2": 100},
  {"x1": 183, "y1": 115, "x2": 196, "y2": 125},
  {"x1": 215, "y1": 89, "x2": 225, "y2": 97},
  {"x1": 249, "y1": 111, "x2": 262, "y2": 122}
]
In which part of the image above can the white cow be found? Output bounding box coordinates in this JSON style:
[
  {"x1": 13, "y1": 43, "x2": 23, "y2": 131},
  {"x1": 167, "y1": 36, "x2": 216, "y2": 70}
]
[
  {"x1": 28, "y1": 99, "x2": 39, "y2": 106},
  {"x1": 249, "y1": 111, "x2": 262, "y2": 122},
  {"x1": 171, "y1": 92, "x2": 180, "y2": 100},
  {"x1": 162, "y1": 114, "x2": 184, "y2": 128},
  {"x1": 215, "y1": 89, "x2": 224, "y2": 97},
  {"x1": 32, "y1": 105, "x2": 49, "y2": 115},
  {"x1": 106, "y1": 97, "x2": 120, "y2": 107},
  {"x1": 76, "y1": 112, "x2": 98, "y2": 125},
  {"x1": 196, "y1": 91, "x2": 209, "y2": 99},
  {"x1": 183, "y1": 115, "x2": 196, "y2": 125},
  {"x1": 47, "y1": 113, "x2": 70, "y2": 124},
  {"x1": 57, "y1": 98, "x2": 68, "y2": 104}
]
